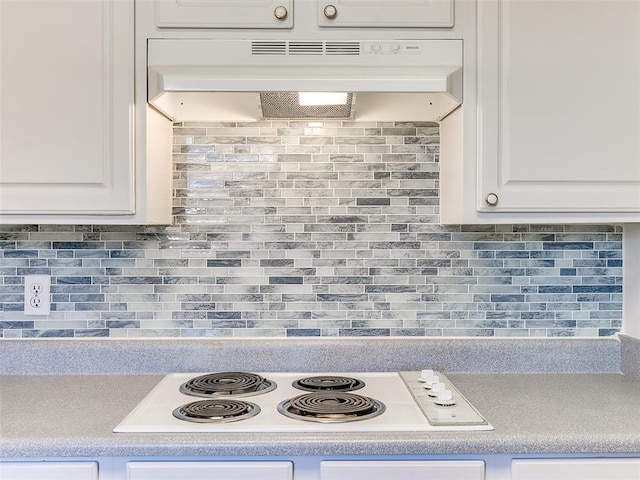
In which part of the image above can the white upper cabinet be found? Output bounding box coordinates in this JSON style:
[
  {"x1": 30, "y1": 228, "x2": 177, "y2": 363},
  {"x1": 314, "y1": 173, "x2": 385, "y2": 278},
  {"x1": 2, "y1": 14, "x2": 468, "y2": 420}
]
[
  {"x1": 471, "y1": 0, "x2": 640, "y2": 220},
  {"x1": 0, "y1": 0, "x2": 133, "y2": 216},
  {"x1": 155, "y1": 0, "x2": 293, "y2": 28},
  {"x1": 316, "y1": 0, "x2": 454, "y2": 28},
  {"x1": 483, "y1": 0, "x2": 640, "y2": 214},
  {"x1": 0, "y1": 0, "x2": 172, "y2": 224},
  {"x1": 154, "y1": 0, "x2": 452, "y2": 30}
]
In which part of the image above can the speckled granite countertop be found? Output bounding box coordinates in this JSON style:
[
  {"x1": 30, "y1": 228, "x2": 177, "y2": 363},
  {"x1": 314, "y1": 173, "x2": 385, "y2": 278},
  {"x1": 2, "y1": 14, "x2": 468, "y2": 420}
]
[{"x1": 1, "y1": 335, "x2": 640, "y2": 458}]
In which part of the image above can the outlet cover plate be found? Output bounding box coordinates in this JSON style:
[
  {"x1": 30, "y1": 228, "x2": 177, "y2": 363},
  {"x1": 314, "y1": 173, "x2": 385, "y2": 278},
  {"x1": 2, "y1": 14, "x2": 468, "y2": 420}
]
[{"x1": 24, "y1": 275, "x2": 51, "y2": 316}]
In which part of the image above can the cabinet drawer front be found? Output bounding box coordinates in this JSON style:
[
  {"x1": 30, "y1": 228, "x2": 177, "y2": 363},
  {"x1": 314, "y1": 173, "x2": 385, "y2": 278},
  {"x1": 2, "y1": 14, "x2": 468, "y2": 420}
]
[
  {"x1": 317, "y1": 0, "x2": 454, "y2": 28},
  {"x1": 0, "y1": 461, "x2": 98, "y2": 480},
  {"x1": 127, "y1": 461, "x2": 293, "y2": 480},
  {"x1": 512, "y1": 458, "x2": 640, "y2": 480},
  {"x1": 321, "y1": 460, "x2": 485, "y2": 480},
  {"x1": 156, "y1": 0, "x2": 293, "y2": 28}
]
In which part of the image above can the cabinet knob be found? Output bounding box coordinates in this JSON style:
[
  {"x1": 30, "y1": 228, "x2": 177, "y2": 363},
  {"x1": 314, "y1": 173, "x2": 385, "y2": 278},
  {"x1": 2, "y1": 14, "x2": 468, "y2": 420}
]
[
  {"x1": 485, "y1": 193, "x2": 499, "y2": 206},
  {"x1": 323, "y1": 4, "x2": 338, "y2": 19},
  {"x1": 274, "y1": 5, "x2": 288, "y2": 20}
]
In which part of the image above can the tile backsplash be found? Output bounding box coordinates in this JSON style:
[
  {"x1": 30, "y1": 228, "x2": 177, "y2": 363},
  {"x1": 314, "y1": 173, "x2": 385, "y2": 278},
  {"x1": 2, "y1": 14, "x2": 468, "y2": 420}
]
[{"x1": 0, "y1": 121, "x2": 622, "y2": 338}]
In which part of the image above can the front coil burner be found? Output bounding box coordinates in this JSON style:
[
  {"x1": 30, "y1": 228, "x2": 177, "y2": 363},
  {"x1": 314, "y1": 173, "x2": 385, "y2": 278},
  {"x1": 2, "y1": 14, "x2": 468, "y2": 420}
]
[
  {"x1": 173, "y1": 399, "x2": 260, "y2": 424},
  {"x1": 179, "y1": 372, "x2": 276, "y2": 398},
  {"x1": 278, "y1": 392, "x2": 385, "y2": 423},
  {"x1": 292, "y1": 375, "x2": 365, "y2": 392}
]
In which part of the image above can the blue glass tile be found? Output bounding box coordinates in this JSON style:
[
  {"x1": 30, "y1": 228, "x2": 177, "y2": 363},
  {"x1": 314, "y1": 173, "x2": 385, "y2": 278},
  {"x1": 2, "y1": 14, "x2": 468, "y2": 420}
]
[
  {"x1": 0, "y1": 121, "x2": 625, "y2": 339},
  {"x1": 75, "y1": 329, "x2": 109, "y2": 337},
  {"x1": 538, "y1": 286, "x2": 573, "y2": 294},
  {"x1": 543, "y1": 242, "x2": 594, "y2": 250},
  {"x1": 207, "y1": 311, "x2": 242, "y2": 319},
  {"x1": 573, "y1": 285, "x2": 623, "y2": 293},
  {"x1": 339, "y1": 328, "x2": 391, "y2": 336},
  {"x1": 286, "y1": 328, "x2": 321, "y2": 336},
  {"x1": 22, "y1": 329, "x2": 74, "y2": 338},
  {"x1": 269, "y1": 277, "x2": 303, "y2": 284},
  {"x1": 3, "y1": 250, "x2": 38, "y2": 258}
]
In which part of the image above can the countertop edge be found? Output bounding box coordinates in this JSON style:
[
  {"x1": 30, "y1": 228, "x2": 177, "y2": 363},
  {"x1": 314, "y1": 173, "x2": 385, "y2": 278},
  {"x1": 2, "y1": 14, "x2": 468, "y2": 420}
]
[{"x1": 3, "y1": 435, "x2": 640, "y2": 458}]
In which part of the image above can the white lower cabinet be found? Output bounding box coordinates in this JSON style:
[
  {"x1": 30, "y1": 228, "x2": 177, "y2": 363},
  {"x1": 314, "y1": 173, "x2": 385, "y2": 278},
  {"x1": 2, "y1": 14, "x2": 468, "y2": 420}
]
[
  {"x1": 6, "y1": 456, "x2": 640, "y2": 480},
  {"x1": 511, "y1": 458, "x2": 640, "y2": 480},
  {"x1": 0, "y1": 461, "x2": 98, "y2": 480},
  {"x1": 320, "y1": 460, "x2": 485, "y2": 480},
  {"x1": 126, "y1": 461, "x2": 293, "y2": 480}
]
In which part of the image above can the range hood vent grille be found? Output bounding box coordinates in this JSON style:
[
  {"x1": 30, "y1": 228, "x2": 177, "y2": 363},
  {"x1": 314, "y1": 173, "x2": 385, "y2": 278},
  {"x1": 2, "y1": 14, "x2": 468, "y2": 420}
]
[
  {"x1": 250, "y1": 41, "x2": 361, "y2": 56},
  {"x1": 289, "y1": 41, "x2": 324, "y2": 55},
  {"x1": 251, "y1": 41, "x2": 287, "y2": 55},
  {"x1": 326, "y1": 42, "x2": 360, "y2": 55}
]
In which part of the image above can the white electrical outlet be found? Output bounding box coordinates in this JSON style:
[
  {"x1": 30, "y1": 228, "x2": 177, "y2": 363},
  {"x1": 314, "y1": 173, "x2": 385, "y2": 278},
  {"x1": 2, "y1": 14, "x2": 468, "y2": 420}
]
[{"x1": 24, "y1": 275, "x2": 51, "y2": 315}]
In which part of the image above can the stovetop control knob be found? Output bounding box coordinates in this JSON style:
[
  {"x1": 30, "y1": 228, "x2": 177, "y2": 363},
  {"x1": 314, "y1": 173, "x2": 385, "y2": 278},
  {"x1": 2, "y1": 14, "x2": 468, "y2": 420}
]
[
  {"x1": 428, "y1": 381, "x2": 446, "y2": 397},
  {"x1": 434, "y1": 389, "x2": 456, "y2": 406},
  {"x1": 418, "y1": 369, "x2": 434, "y2": 382},
  {"x1": 422, "y1": 374, "x2": 440, "y2": 389}
]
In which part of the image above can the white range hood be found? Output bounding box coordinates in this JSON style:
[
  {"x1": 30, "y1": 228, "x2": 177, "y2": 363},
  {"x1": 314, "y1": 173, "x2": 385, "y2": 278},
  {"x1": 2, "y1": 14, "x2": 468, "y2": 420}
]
[{"x1": 147, "y1": 38, "x2": 463, "y2": 122}]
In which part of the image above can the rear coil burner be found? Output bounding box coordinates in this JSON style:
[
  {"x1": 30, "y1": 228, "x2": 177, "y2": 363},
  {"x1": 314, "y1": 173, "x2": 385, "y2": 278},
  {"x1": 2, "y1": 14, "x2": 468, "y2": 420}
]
[
  {"x1": 179, "y1": 372, "x2": 276, "y2": 398},
  {"x1": 173, "y1": 399, "x2": 260, "y2": 423},
  {"x1": 292, "y1": 375, "x2": 365, "y2": 392},
  {"x1": 278, "y1": 392, "x2": 385, "y2": 423}
]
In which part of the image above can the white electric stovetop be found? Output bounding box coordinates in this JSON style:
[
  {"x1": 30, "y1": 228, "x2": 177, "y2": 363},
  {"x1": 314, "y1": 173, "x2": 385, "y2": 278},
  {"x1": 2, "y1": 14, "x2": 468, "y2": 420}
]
[{"x1": 114, "y1": 371, "x2": 492, "y2": 433}]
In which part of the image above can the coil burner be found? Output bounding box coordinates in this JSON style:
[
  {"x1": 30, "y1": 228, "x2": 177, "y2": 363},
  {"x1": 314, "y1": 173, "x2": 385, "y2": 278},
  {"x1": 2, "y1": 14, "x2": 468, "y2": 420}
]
[
  {"x1": 179, "y1": 372, "x2": 276, "y2": 398},
  {"x1": 278, "y1": 392, "x2": 385, "y2": 423},
  {"x1": 172, "y1": 399, "x2": 260, "y2": 423},
  {"x1": 292, "y1": 375, "x2": 365, "y2": 392}
]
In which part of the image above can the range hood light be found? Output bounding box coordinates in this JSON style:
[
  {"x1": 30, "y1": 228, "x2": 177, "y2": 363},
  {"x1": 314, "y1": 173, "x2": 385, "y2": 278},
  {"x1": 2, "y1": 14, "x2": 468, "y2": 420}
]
[
  {"x1": 298, "y1": 92, "x2": 349, "y2": 106},
  {"x1": 258, "y1": 92, "x2": 355, "y2": 119}
]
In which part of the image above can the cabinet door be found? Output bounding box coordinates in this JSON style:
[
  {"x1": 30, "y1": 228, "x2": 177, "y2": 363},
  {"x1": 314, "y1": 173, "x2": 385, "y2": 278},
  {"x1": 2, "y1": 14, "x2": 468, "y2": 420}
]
[
  {"x1": 155, "y1": 0, "x2": 293, "y2": 28},
  {"x1": 0, "y1": 0, "x2": 134, "y2": 216},
  {"x1": 477, "y1": 0, "x2": 640, "y2": 213},
  {"x1": 317, "y1": 0, "x2": 453, "y2": 28},
  {"x1": 321, "y1": 460, "x2": 484, "y2": 480},
  {"x1": 512, "y1": 458, "x2": 640, "y2": 480},
  {"x1": 127, "y1": 461, "x2": 293, "y2": 480},
  {"x1": 0, "y1": 461, "x2": 98, "y2": 480}
]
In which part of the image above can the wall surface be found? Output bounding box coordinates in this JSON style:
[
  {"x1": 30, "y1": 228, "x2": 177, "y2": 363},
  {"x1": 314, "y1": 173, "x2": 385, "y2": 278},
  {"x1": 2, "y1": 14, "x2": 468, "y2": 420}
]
[{"x1": 0, "y1": 121, "x2": 623, "y2": 338}]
